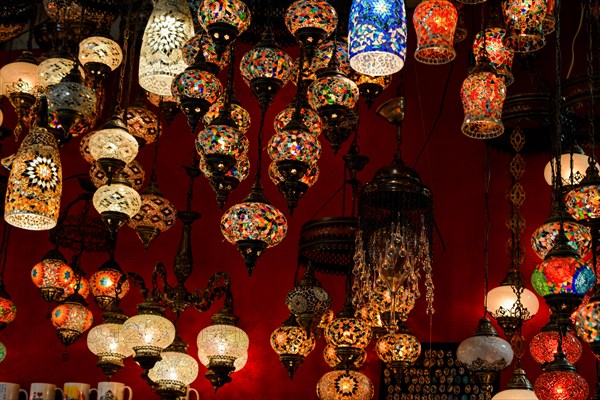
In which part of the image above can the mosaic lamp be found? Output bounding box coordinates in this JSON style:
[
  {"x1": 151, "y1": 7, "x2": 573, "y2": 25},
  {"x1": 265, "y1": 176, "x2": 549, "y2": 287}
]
[
  {"x1": 51, "y1": 290, "x2": 93, "y2": 346},
  {"x1": 87, "y1": 310, "x2": 133, "y2": 379},
  {"x1": 4, "y1": 117, "x2": 63, "y2": 231},
  {"x1": 88, "y1": 114, "x2": 139, "y2": 182},
  {"x1": 270, "y1": 314, "x2": 316, "y2": 380},
  {"x1": 457, "y1": 317, "x2": 514, "y2": 394},
  {"x1": 92, "y1": 173, "x2": 142, "y2": 233},
  {"x1": 534, "y1": 351, "x2": 588, "y2": 400},
  {"x1": 38, "y1": 55, "x2": 83, "y2": 89},
  {"x1": 473, "y1": 27, "x2": 515, "y2": 87},
  {"x1": 325, "y1": 300, "x2": 372, "y2": 369},
  {"x1": 221, "y1": 185, "x2": 287, "y2": 275},
  {"x1": 31, "y1": 249, "x2": 74, "y2": 303},
  {"x1": 199, "y1": 154, "x2": 250, "y2": 209},
  {"x1": 122, "y1": 299, "x2": 176, "y2": 370},
  {"x1": 544, "y1": 145, "x2": 598, "y2": 188},
  {"x1": 182, "y1": 32, "x2": 231, "y2": 74},
  {"x1": 530, "y1": 317, "x2": 582, "y2": 366},
  {"x1": 375, "y1": 326, "x2": 421, "y2": 375},
  {"x1": 240, "y1": 28, "x2": 293, "y2": 111},
  {"x1": 460, "y1": 57, "x2": 506, "y2": 139},
  {"x1": 491, "y1": 368, "x2": 538, "y2": 400},
  {"x1": 90, "y1": 160, "x2": 145, "y2": 191},
  {"x1": 148, "y1": 336, "x2": 199, "y2": 400},
  {"x1": 413, "y1": 0, "x2": 457, "y2": 65},
  {"x1": 127, "y1": 181, "x2": 177, "y2": 249},
  {"x1": 349, "y1": 71, "x2": 393, "y2": 108},
  {"x1": 0, "y1": 284, "x2": 16, "y2": 331},
  {"x1": 61, "y1": 272, "x2": 90, "y2": 301},
  {"x1": 504, "y1": 0, "x2": 547, "y2": 53},
  {"x1": 565, "y1": 161, "x2": 600, "y2": 222},
  {"x1": 323, "y1": 343, "x2": 366, "y2": 369},
  {"x1": 197, "y1": 307, "x2": 249, "y2": 391},
  {"x1": 574, "y1": 287, "x2": 600, "y2": 359},
  {"x1": 285, "y1": 0, "x2": 338, "y2": 56},
  {"x1": 310, "y1": 40, "x2": 351, "y2": 81},
  {"x1": 274, "y1": 103, "x2": 322, "y2": 138},
  {"x1": 198, "y1": 0, "x2": 251, "y2": 56},
  {"x1": 531, "y1": 205, "x2": 591, "y2": 260},
  {"x1": 90, "y1": 258, "x2": 130, "y2": 312},
  {"x1": 348, "y1": 0, "x2": 407, "y2": 76},
  {"x1": 203, "y1": 98, "x2": 251, "y2": 135},
  {"x1": 139, "y1": 0, "x2": 194, "y2": 96},
  {"x1": 124, "y1": 105, "x2": 160, "y2": 148},
  {"x1": 78, "y1": 30, "x2": 123, "y2": 87},
  {"x1": 285, "y1": 264, "x2": 331, "y2": 337},
  {"x1": 316, "y1": 370, "x2": 374, "y2": 400}
]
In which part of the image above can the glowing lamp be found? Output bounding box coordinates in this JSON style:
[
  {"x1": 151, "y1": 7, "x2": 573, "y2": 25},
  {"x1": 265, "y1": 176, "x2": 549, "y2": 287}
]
[{"x1": 413, "y1": 0, "x2": 457, "y2": 65}]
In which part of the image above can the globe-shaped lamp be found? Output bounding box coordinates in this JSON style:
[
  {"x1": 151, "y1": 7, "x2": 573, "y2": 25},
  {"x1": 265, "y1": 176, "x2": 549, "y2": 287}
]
[
  {"x1": 51, "y1": 294, "x2": 93, "y2": 346},
  {"x1": 285, "y1": 0, "x2": 338, "y2": 48},
  {"x1": 31, "y1": 250, "x2": 74, "y2": 303},
  {"x1": 148, "y1": 336, "x2": 199, "y2": 399},
  {"x1": 270, "y1": 314, "x2": 316, "y2": 379},
  {"x1": 316, "y1": 370, "x2": 374, "y2": 400}
]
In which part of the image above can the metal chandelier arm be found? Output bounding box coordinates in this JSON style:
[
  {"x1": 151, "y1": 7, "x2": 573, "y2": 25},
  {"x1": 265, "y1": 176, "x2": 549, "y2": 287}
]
[
  {"x1": 191, "y1": 272, "x2": 233, "y2": 313},
  {"x1": 116, "y1": 271, "x2": 148, "y2": 302}
]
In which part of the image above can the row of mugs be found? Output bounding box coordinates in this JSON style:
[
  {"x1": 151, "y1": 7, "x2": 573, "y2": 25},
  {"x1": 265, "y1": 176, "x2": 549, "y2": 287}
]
[{"x1": 0, "y1": 383, "x2": 200, "y2": 400}]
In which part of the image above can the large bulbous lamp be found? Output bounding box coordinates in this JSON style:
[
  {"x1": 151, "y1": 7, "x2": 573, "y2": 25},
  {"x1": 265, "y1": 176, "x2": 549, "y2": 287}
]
[
  {"x1": 285, "y1": 0, "x2": 338, "y2": 58},
  {"x1": 530, "y1": 317, "x2": 582, "y2": 366},
  {"x1": 460, "y1": 58, "x2": 506, "y2": 139},
  {"x1": 0, "y1": 285, "x2": 16, "y2": 331},
  {"x1": 531, "y1": 208, "x2": 591, "y2": 262},
  {"x1": 240, "y1": 29, "x2": 293, "y2": 111},
  {"x1": 348, "y1": 0, "x2": 407, "y2": 77},
  {"x1": 148, "y1": 336, "x2": 199, "y2": 400},
  {"x1": 139, "y1": 0, "x2": 194, "y2": 96},
  {"x1": 534, "y1": 352, "x2": 588, "y2": 400},
  {"x1": 574, "y1": 287, "x2": 600, "y2": 359},
  {"x1": 375, "y1": 326, "x2": 421, "y2": 375},
  {"x1": 198, "y1": 0, "x2": 251, "y2": 56},
  {"x1": 504, "y1": 0, "x2": 546, "y2": 53},
  {"x1": 197, "y1": 307, "x2": 249, "y2": 391},
  {"x1": 182, "y1": 32, "x2": 231, "y2": 74},
  {"x1": 492, "y1": 368, "x2": 538, "y2": 400},
  {"x1": 544, "y1": 146, "x2": 598, "y2": 188},
  {"x1": 457, "y1": 317, "x2": 514, "y2": 394},
  {"x1": 316, "y1": 370, "x2": 374, "y2": 400},
  {"x1": 78, "y1": 31, "x2": 123, "y2": 87},
  {"x1": 31, "y1": 249, "x2": 74, "y2": 303},
  {"x1": 270, "y1": 314, "x2": 316, "y2": 380},
  {"x1": 124, "y1": 106, "x2": 160, "y2": 148},
  {"x1": 413, "y1": 0, "x2": 457, "y2": 65},
  {"x1": 90, "y1": 258, "x2": 130, "y2": 312},
  {"x1": 325, "y1": 302, "x2": 372, "y2": 369},
  {"x1": 51, "y1": 292, "x2": 93, "y2": 346},
  {"x1": 274, "y1": 103, "x2": 322, "y2": 138},
  {"x1": 565, "y1": 162, "x2": 600, "y2": 221},
  {"x1": 204, "y1": 98, "x2": 251, "y2": 135},
  {"x1": 87, "y1": 310, "x2": 133, "y2": 379},
  {"x1": 122, "y1": 300, "x2": 176, "y2": 370},
  {"x1": 38, "y1": 55, "x2": 83, "y2": 89},
  {"x1": 93, "y1": 174, "x2": 142, "y2": 233}
]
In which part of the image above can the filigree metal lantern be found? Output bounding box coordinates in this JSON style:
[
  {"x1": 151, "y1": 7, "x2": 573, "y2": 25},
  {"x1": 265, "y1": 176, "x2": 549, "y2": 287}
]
[
  {"x1": 148, "y1": 336, "x2": 199, "y2": 400},
  {"x1": 348, "y1": 0, "x2": 407, "y2": 77},
  {"x1": 78, "y1": 31, "x2": 123, "y2": 87},
  {"x1": 198, "y1": 0, "x2": 251, "y2": 57},
  {"x1": 90, "y1": 258, "x2": 130, "y2": 312},
  {"x1": 413, "y1": 0, "x2": 457, "y2": 65},
  {"x1": 504, "y1": 0, "x2": 547, "y2": 53},
  {"x1": 270, "y1": 314, "x2": 316, "y2": 380},
  {"x1": 51, "y1": 292, "x2": 93, "y2": 346},
  {"x1": 316, "y1": 370, "x2": 374, "y2": 400},
  {"x1": 285, "y1": 0, "x2": 338, "y2": 58},
  {"x1": 87, "y1": 310, "x2": 133, "y2": 379},
  {"x1": 139, "y1": 0, "x2": 194, "y2": 96},
  {"x1": 31, "y1": 249, "x2": 74, "y2": 303},
  {"x1": 93, "y1": 173, "x2": 142, "y2": 233}
]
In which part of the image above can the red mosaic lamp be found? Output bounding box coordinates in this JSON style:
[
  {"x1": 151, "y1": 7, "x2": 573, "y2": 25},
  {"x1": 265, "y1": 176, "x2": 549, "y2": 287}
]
[{"x1": 413, "y1": 0, "x2": 457, "y2": 65}]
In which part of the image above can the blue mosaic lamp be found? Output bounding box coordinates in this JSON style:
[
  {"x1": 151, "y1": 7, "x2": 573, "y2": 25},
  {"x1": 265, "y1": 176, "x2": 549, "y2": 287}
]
[{"x1": 348, "y1": 0, "x2": 407, "y2": 77}]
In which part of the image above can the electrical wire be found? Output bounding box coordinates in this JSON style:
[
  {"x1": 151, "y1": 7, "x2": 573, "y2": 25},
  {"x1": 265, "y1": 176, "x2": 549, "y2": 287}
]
[{"x1": 566, "y1": 2, "x2": 586, "y2": 79}]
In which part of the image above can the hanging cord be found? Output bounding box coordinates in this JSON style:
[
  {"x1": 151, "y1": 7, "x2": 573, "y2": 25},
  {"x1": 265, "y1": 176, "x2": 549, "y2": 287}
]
[
  {"x1": 123, "y1": 1, "x2": 138, "y2": 113},
  {"x1": 150, "y1": 99, "x2": 165, "y2": 183},
  {"x1": 114, "y1": 1, "x2": 132, "y2": 116},
  {"x1": 253, "y1": 109, "x2": 267, "y2": 189},
  {"x1": 587, "y1": 0, "x2": 597, "y2": 165},
  {"x1": 26, "y1": 3, "x2": 36, "y2": 52},
  {"x1": 483, "y1": 144, "x2": 491, "y2": 317},
  {"x1": 73, "y1": 0, "x2": 87, "y2": 68},
  {"x1": 567, "y1": 3, "x2": 586, "y2": 79},
  {"x1": 0, "y1": 224, "x2": 12, "y2": 284}
]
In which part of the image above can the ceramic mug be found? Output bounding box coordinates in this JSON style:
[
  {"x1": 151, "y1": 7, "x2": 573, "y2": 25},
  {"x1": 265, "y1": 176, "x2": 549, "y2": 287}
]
[
  {"x1": 95, "y1": 383, "x2": 131, "y2": 400},
  {"x1": 0, "y1": 383, "x2": 28, "y2": 400},
  {"x1": 29, "y1": 384, "x2": 62, "y2": 400},
  {"x1": 179, "y1": 388, "x2": 198, "y2": 400},
  {"x1": 63, "y1": 383, "x2": 93, "y2": 400}
]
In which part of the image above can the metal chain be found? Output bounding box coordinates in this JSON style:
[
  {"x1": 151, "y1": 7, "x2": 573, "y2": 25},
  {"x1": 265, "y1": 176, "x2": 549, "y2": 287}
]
[
  {"x1": 115, "y1": 3, "x2": 133, "y2": 115},
  {"x1": 588, "y1": 0, "x2": 597, "y2": 163},
  {"x1": 553, "y1": 0, "x2": 564, "y2": 203}
]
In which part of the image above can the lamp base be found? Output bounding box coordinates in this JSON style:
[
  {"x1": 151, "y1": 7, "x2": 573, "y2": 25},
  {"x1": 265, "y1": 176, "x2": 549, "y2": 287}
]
[
  {"x1": 279, "y1": 354, "x2": 305, "y2": 380},
  {"x1": 205, "y1": 363, "x2": 235, "y2": 392},
  {"x1": 95, "y1": 295, "x2": 118, "y2": 313},
  {"x1": 132, "y1": 346, "x2": 162, "y2": 370},
  {"x1": 206, "y1": 22, "x2": 239, "y2": 58},
  {"x1": 57, "y1": 328, "x2": 82, "y2": 346},
  {"x1": 205, "y1": 153, "x2": 236, "y2": 176},
  {"x1": 250, "y1": 77, "x2": 283, "y2": 111},
  {"x1": 101, "y1": 211, "x2": 129, "y2": 233},
  {"x1": 180, "y1": 97, "x2": 210, "y2": 134},
  {"x1": 210, "y1": 175, "x2": 240, "y2": 209},
  {"x1": 97, "y1": 158, "x2": 126, "y2": 184},
  {"x1": 40, "y1": 287, "x2": 65, "y2": 303},
  {"x1": 135, "y1": 226, "x2": 161, "y2": 250},
  {"x1": 544, "y1": 293, "x2": 583, "y2": 328},
  {"x1": 236, "y1": 239, "x2": 268, "y2": 276},
  {"x1": 84, "y1": 62, "x2": 111, "y2": 88}
]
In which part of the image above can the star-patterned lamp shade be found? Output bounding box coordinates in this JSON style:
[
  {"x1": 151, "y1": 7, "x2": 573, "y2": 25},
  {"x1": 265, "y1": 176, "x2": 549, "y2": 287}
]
[
  {"x1": 269, "y1": 162, "x2": 320, "y2": 188},
  {"x1": 274, "y1": 105, "x2": 322, "y2": 138},
  {"x1": 270, "y1": 314, "x2": 316, "y2": 379},
  {"x1": 531, "y1": 219, "x2": 591, "y2": 260},
  {"x1": 0, "y1": 296, "x2": 16, "y2": 328},
  {"x1": 323, "y1": 343, "x2": 366, "y2": 369},
  {"x1": 88, "y1": 115, "x2": 139, "y2": 178},
  {"x1": 534, "y1": 368, "x2": 588, "y2": 400},
  {"x1": 87, "y1": 320, "x2": 134, "y2": 378},
  {"x1": 139, "y1": 0, "x2": 194, "y2": 96},
  {"x1": 51, "y1": 295, "x2": 93, "y2": 346},
  {"x1": 308, "y1": 71, "x2": 360, "y2": 125},
  {"x1": 203, "y1": 99, "x2": 251, "y2": 134},
  {"x1": 349, "y1": 0, "x2": 407, "y2": 76},
  {"x1": 31, "y1": 251, "x2": 74, "y2": 303},
  {"x1": 78, "y1": 34, "x2": 123, "y2": 85},
  {"x1": 316, "y1": 370, "x2": 374, "y2": 400},
  {"x1": 529, "y1": 326, "x2": 582, "y2": 365},
  {"x1": 127, "y1": 183, "x2": 178, "y2": 249},
  {"x1": 90, "y1": 160, "x2": 146, "y2": 192},
  {"x1": 376, "y1": 332, "x2": 421, "y2": 372},
  {"x1": 460, "y1": 61, "x2": 507, "y2": 139},
  {"x1": 473, "y1": 27, "x2": 514, "y2": 86},
  {"x1": 503, "y1": 0, "x2": 547, "y2": 53},
  {"x1": 285, "y1": 0, "x2": 338, "y2": 47},
  {"x1": 182, "y1": 33, "x2": 231, "y2": 73},
  {"x1": 413, "y1": 0, "x2": 457, "y2": 65},
  {"x1": 90, "y1": 259, "x2": 130, "y2": 311},
  {"x1": 38, "y1": 57, "x2": 84, "y2": 88},
  {"x1": 148, "y1": 338, "x2": 199, "y2": 396},
  {"x1": 124, "y1": 106, "x2": 160, "y2": 146},
  {"x1": 531, "y1": 252, "x2": 595, "y2": 298},
  {"x1": 198, "y1": 0, "x2": 251, "y2": 54},
  {"x1": 92, "y1": 178, "x2": 142, "y2": 232},
  {"x1": 4, "y1": 126, "x2": 62, "y2": 231}
]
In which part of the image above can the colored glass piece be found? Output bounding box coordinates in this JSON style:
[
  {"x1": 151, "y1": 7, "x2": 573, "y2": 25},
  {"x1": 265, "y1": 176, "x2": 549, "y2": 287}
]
[
  {"x1": 198, "y1": 0, "x2": 252, "y2": 35},
  {"x1": 51, "y1": 300, "x2": 93, "y2": 334},
  {"x1": 240, "y1": 44, "x2": 293, "y2": 86},
  {"x1": 221, "y1": 201, "x2": 287, "y2": 247},
  {"x1": 312, "y1": 41, "x2": 351, "y2": 77},
  {"x1": 534, "y1": 370, "x2": 588, "y2": 400},
  {"x1": 196, "y1": 125, "x2": 248, "y2": 159},
  {"x1": 0, "y1": 297, "x2": 16, "y2": 324},
  {"x1": 308, "y1": 75, "x2": 360, "y2": 114},
  {"x1": 90, "y1": 269, "x2": 129, "y2": 299},
  {"x1": 413, "y1": 0, "x2": 457, "y2": 65},
  {"x1": 182, "y1": 33, "x2": 231, "y2": 71},
  {"x1": 285, "y1": 0, "x2": 338, "y2": 40},
  {"x1": 503, "y1": 0, "x2": 547, "y2": 53},
  {"x1": 472, "y1": 27, "x2": 514, "y2": 86},
  {"x1": 316, "y1": 370, "x2": 374, "y2": 400},
  {"x1": 203, "y1": 100, "x2": 251, "y2": 134},
  {"x1": 529, "y1": 328, "x2": 582, "y2": 365},
  {"x1": 171, "y1": 69, "x2": 223, "y2": 106},
  {"x1": 531, "y1": 256, "x2": 595, "y2": 297},
  {"x1": 268, "y1": 130, "x2": 322, "y2": 164},
  {"x1": 274, "y1": 105, "x2": 322, "y2": 138},
  {"x1": 531, "y1": 220, "x2": 591, "y2": 260},
  {"x1": 565, "y1": 184, "x2": 600, "y2": 221}
]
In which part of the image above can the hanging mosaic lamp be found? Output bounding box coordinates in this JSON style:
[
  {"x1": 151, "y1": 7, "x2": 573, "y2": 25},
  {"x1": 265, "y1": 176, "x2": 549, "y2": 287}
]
[
  {"x1": 38, "y1": 54, "x2": 83, "y2": 89},
  {"x1": 575, "y1": 288, "x2": 600, "y2": 359},
  {"x1": 534, "y1": 352, "x2": 588, "y2": 400},
  {"x1": 51, "y1": 291, "x2": 93, "y2": 346},
  {"x1": 0, "y1": 284, "x2": 16, "y2": 331},
  {"x1": 197, "y1": 307, "x2": 249, "y2": 391},
  {"x1": 221, "y1": 184, "x2": 287, "y2": 275},
  {"x1": 47, "y1": 65, "x2": 97, "y2": 139},
  {"x1": 124, "y1": 106, "x2": 160, "y2": 148},
  {"x1": 240, "y1": 28, "x2": 293, "y2": 111},
  {"x1": 285, "y1": 264, "x2": 331, "y2": 337},
  {"x1": 531, "y1": 229, "x2": 595, "y2": 326},
  {"x1": 543, "y1": 0, "x2": 555, "y2": 35},
  {"x1": 90, "y1": 258, "x2": 130, "y2": 312},
  {"x1": 93, "y1": 173, "x2": 142, "y2": 233},
  {"x1": 316, "y1": 370, "x2": 374, "y2": 400},
  {"x1": 375, "y1": 325, "x2": 421, "y2": 376},
  {"x1": 348, "y1": 0, "x2": 407, "y2": 76},
  {"x1": 87, "y1": 310, "x2": 133, "y2": 379},
  {"x1": 139, "y1": 0, "x2": 194, "y2": 96},
  {"x1": 270, "y1": 314, "x2": 316, "y2": 380},
  {"x1": 285, "y1": 0, "x2": 338, "y2": 61},
  {"x1": 413, "y1": 0, "x2": 457, "y2": 65},
  {"x1": 198, "y1": 0, "x2": 251, "y2": 57},
  {"x1": 127, "y1": 180, "x2": 178, "y2": 249},
  {"x1": 88, "y1": 114, "x2": 139, "y2": 182},
  {"x1": 311, "y1": 40, "x2": 351, "y2": 78},
  {"x1": 274, "y1": 102, "x2": 322, "y2": 138},
  {"x1": 473, "y1": 27, "x2": 514, "y2": 87},
  {"x1": 349, "y1": 70, "x2": 393, "y2": 108},
  {"x1": 531, "y1": 205, "x2": 591, "y2": 260},
  {"x1": 491, "y1": 367, "x2": 538, "y2": 400},
  {"x1": 530, "y1": 317, "x2": 582, "y2": 366},
  {"x1": 31, "y1": 249, "x2": 74, "y2": 303},
  {"x1": 199, "y1": 154, "x2": 250, "y2": 209},
  {"x1": 182, "y1": 31, "x2": 231, "y2": 74},
  {"x1": 78, "y1": 30, "x2": 123, "y2": 87},
  {"x1": 460, "y1": 57, "x2": 506, "y2": 139},
  {"x1": 90, "y1": 160, "x2": 145, "y2": 191},
  {"x1": 4, "y1": 104, "x2": 63, "y2": 231},
  {"x1": 61, "y1": 274, "x2": 90, "y2": 301},
  {"x1": 148, "y1": 336, "x2": 199, "y2": 400},
  {"x1": 503, "y1": 0, "x2": 547, "y2": 53},
  {"x1": 323, "y1": 343, "x2": 366, "y2": 369},
  {"x1": 457, "y1": 317, "x2": 514, "y2": 393},
  {"x1": 565, "y1": 162, "x2": 600, "y2": 222},
  {"x1": 267, "y1": 113, "x2": 322, "y2": 213},
  {"x1": 325, "y1": 301, "x2": 372, "y2": 369},
  {"x1": 269, "y1": 163, "x2": 320, "y2": 203},
  {"x1": 203, "y1": 98, "x2": 251, "y2": 135}
]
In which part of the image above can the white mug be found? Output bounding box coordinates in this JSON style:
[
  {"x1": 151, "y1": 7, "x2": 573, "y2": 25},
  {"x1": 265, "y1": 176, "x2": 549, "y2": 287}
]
[
  {"x1": 95, "y1": 383, "x2": 132, "y2": 400},
  {"x1": 0, "y1": 383, "x2": 27, "y2": 400},
  {"x1": 29, "y1": 384, "x2": 62, "y2": 400},
  {"x1": 179, "y1": 387, "x2": 198, "y2": 400},
  {"x1": 63, "y1": 383, "x2": 93, "y2": 400}
]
